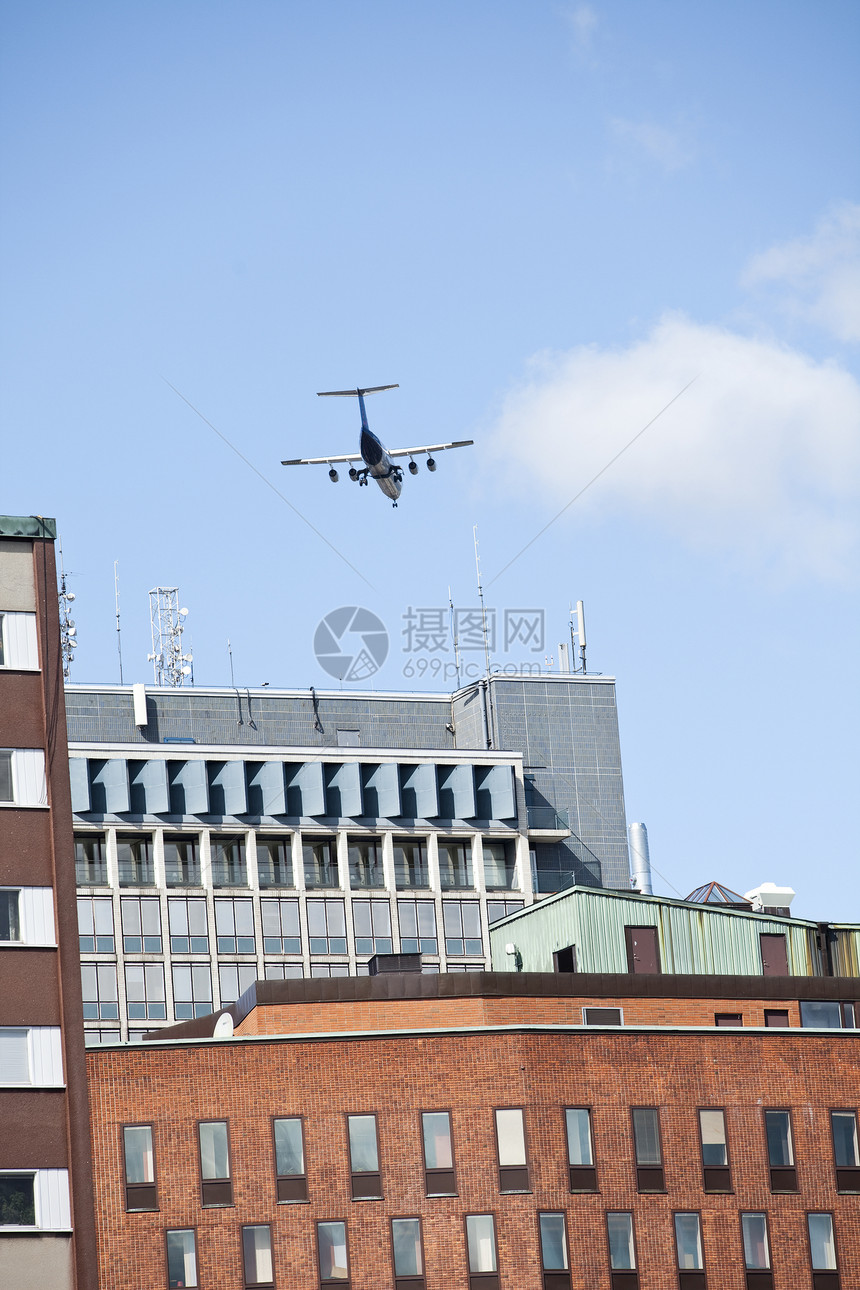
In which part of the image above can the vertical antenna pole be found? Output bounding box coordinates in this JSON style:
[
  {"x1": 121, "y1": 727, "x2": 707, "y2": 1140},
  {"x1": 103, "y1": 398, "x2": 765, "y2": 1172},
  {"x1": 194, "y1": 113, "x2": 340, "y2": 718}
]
[
  {"x1": 473, "y1": 525, "x2": 491, "y2": 678},
  {"x1": 227, "y1": 638, "x2": 236, "y2": 688},
  {"x1": 114, "y1": 561, "x2": 123, "y2": 685},
  {"x1": 576, "y1": 600, "x2": 587, "y2": 674},
  {"x1": 448, "y1": 585, "x2": 461, "y2": 688}
]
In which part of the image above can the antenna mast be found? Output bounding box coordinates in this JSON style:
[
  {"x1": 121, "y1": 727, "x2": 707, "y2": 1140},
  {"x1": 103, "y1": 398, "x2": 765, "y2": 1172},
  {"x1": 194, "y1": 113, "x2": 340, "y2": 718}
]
[
  {"x1": 473, "y1": 525, "x2": 492, "y2": 679},
  {"x1": 147, "y1": 587, "x2": 193, "y2": 687},
  {"x1": 570, "y1": 599, "x2": 587, "y2": 674},
  {"x1": 57, "y1": 540, "x2": 78, "y2": 680},
  {"x1": 448, "y1": 585, "x2": 461, "y2": 688},
  {"x1": 114, "y1": 561, "x2": 123, "y2": 685}
]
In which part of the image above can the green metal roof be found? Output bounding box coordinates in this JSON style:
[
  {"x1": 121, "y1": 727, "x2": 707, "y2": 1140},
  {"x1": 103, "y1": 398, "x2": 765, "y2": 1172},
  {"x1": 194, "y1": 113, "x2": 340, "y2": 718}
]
[{"x1": 0, "y1": 515, "x2": 57, "y2": 539}]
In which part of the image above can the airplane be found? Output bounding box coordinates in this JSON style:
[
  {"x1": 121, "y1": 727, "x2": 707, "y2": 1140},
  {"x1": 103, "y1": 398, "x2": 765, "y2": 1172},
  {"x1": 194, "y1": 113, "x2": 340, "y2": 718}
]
[{"x1": 281, "y1": 384, "x2": 473, "y2": 506}]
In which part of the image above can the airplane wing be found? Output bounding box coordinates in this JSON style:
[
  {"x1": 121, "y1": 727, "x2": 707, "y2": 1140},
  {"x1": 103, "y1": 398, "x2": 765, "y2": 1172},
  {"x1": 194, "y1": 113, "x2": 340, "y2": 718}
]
[
  {"x1": 281, "y1": 453, "x2": 363, "y2": 466},
  {"x1": 387, "y1": 440, "x2": 474, "y2": 458}
]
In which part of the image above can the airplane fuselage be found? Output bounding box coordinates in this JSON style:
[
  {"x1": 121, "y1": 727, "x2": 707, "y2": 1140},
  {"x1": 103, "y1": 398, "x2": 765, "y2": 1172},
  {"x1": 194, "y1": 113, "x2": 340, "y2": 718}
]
[{"x1": 358, "y1": 395, "x2": 402, "y2": 500}]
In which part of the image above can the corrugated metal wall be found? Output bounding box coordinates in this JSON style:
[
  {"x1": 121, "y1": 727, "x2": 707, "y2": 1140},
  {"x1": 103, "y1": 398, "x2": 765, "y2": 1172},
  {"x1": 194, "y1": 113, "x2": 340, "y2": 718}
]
[{"x1": 489, "y1": 887, "x2": 852, "y2": 977}]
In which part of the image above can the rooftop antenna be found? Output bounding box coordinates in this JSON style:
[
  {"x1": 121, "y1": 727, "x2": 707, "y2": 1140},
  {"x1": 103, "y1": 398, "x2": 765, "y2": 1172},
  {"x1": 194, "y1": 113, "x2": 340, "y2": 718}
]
[
  {"x1": 114, "y1": 561, "x2": 123, "y2": 685},
  {"x1": 570, "y1": 599, "x2": 587, "y2": 674},
  {"x1": 57, "y1": 539, "x2": 77, "y2": 680},
  {"x1": 473, "y1": 525, "x2": 492, "y2": 679},
  {"x1": 227, "y1": 638, "x2": 236, "y2": 687},
  {"x1": 147, "y1": 587, "x2": 193, "y2": 687},
  {"x1": 448, "y1": 585, "x2": 461, "y2": 687}
]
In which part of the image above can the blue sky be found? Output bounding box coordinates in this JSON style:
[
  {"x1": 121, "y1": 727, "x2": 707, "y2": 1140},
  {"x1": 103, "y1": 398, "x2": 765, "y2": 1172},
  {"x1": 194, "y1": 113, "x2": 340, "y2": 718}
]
[{"x1": 2, "y1": 1, "x2": 859, "y2": 916}]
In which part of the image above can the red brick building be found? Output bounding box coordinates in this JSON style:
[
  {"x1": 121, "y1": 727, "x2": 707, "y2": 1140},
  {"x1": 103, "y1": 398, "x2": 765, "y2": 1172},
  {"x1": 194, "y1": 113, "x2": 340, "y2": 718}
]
[{"x1": 86, "y1": 971, "x2": 859, "y2": 1290}]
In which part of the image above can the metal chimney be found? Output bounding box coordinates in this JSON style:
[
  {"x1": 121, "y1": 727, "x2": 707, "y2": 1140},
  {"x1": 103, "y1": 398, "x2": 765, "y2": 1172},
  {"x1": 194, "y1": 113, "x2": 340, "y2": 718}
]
[{"x1": 628, "y1": 822, "x2": 653, "y2": 895}]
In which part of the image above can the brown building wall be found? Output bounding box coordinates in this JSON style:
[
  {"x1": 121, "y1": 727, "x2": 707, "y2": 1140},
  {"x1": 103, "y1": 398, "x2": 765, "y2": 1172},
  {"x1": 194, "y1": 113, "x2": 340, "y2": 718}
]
[
  {"x1": 235, "y1": 993, "x2": 803, "y2": 1036},
  {"x1": 87, "y1": 1027, "x2": 860, "y2": 1290},
  {"x1": 0, "y1": 808, "x2": 56, "y2": 884}
]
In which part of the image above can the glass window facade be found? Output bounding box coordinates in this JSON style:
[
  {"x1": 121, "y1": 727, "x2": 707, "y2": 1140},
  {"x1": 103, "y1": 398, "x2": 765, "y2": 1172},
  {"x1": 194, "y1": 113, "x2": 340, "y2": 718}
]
[
  {"x1": 438, "y1": 839, "x2": 473, "y2": 889},
  {"x1": 121, "y1": 896, "x2": 161, "y2": 953},
  {"x1": 443, "y1": 901, "x2": 482, "y2": 955},
  {"x1": 168, "y1": 897, "x2": 208, "y2": 953},
  {"x1": 75, "y1": 834, "x2": 107, "y2": 885},
  {"x1": 76, "y1": 896, "x2": 114, "y2": 952},
  {"x1": 348, "y1": 836, "x2": 384, "y2": 888},
  {"x1": 393, "y1": 838, "x2": 429, "y2": 889},
  {"x1": 215, "y1": 898, "x2": 255, "y2": 953},
  {"x1": 164, "y1": 835, "x2": 200, "y2": 887},
  {"x1": 352, "y1": 900, "x2": 393, "y2": 955},
  {"x1": 117, "y1": 835, "x2": 154, "y2": 887},
  {"x1": 257, "y1": 837, "x2": 292, "y2": 888}
]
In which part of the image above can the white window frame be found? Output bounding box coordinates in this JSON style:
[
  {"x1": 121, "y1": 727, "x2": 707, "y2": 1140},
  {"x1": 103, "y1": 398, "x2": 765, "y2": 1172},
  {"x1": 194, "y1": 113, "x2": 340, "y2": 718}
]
[
  {"x1": 0, "y1": 611, "x2": 39, "y2": 671},
  {"x1": 0, "y1": 749, "x2": 48, "y2": 808}
]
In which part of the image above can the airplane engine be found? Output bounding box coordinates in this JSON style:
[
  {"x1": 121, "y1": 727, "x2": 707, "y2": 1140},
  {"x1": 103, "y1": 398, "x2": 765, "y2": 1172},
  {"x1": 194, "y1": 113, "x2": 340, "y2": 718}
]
[
  {"x1": 408, "y1": 460, "x2": 419, "y2": 475},
  {"x1": 426, "y1": 457, "x2": 437, "y2": 472},
  {"x1": 348, "y1": 467, "x2": 359, "y2": 481},
  {"x1": 328, "y1": 467, "x2": 339, "y2": 482}
]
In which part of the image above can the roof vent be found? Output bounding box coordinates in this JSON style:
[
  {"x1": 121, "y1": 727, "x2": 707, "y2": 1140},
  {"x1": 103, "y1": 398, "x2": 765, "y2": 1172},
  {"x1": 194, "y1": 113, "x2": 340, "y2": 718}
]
[
  {"x1": 744, "y1": 882, "x2": 796, "y2": 917},
  {"x1": 367, "y1": 953, "x2": 423, "y2": 975}
]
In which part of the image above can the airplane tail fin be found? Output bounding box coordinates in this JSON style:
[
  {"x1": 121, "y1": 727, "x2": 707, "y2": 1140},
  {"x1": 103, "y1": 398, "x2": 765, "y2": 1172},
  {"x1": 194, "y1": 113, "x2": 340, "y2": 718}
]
[{"x1": 317, "y1": 384, "x2": 399, "y2": 397}]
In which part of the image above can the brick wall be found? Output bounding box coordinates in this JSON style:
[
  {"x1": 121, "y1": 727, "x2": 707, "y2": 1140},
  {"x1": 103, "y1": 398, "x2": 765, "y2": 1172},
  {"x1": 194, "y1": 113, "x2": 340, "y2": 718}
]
[{"x1": 87, "y1": 1026, "x2": 859, "y2": 1289}]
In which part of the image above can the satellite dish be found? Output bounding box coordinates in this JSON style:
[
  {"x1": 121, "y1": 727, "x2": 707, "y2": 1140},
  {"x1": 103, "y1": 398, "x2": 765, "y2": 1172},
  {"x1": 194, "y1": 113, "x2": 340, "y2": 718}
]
[
  {"x1": 180, "y1": 607, "x2": 189, "y2": 616},
  {"x1": 213, "y1": 1012, "x2": 234, "y2": 1039}
]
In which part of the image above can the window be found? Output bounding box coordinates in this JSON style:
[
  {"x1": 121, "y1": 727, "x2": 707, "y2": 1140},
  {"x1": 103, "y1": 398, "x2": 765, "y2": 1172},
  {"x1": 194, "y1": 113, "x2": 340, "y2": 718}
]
[
  {"x1": 347, "y1": 1114, "x2": 382, "y2": 1199},
  {"x1": 495, "y1": 1107, "x2": 530, "y2": 1192},
  {"x1": 164, "y1": 835, "x2": 200, "y2": 886},
  {"x1": 0, "y1": 889, "x2": 21, "y2": 941},
  {"x1": 624, "y1": 925, "x2": 660, "y2": 973},
  {"x1": 607, "y1": 1213, "x2": 638, "y2": 1290},
  {"x1": 0, "y1": 1173, "x2": 36, "y2": 1226},
  {"x1": 438, "y1": 839, "x2": 473, "y2": 888},
  {"x1": 583, "y1": 1007, "x2": 623, "y2": 1026},
  {"x1": 421, "y1": 1111, "x2": 456, "y2": 1195},
  {"x1": 391, "y1": 1217, "x2": 424, "y2": 1285},
  {"x1": 75, "y1": 834, "x2": 107, "y2": 885},
  {"x1": 807, "y1": 1213, "x2": 839, "y2": 1284},
  {"x1": 564, "y1": 1108, "x2": 596, "y2": 1191},
  {"x1": 76, "y1": 896, "x2": 113, "y2": 952},
  {"x1": 125, "y1": 964, "x2": 166, "y2": 1021},
  {"x1": 831, "y1": 1111, "x2": 860, "y2": 1192},
  {"x1": 121, "y1": 896, "x2": 162, "y2": 952},
  {"x1": 394, "y1": 838, "x2": 429, "y2": 889},
  {"x1": 443, "y1": 901, "x2": 483, "y2": 956},
  {"x1": 741, "y1": 1213, "x2": 772, "y2": 1288},
  {"x1": 801, "y1": 1001, "x2": 855, "y2": 1029},
  {"x1": 173, "y1": 964, "x2": 213, "y2": 1019},
  {"x1": 674, "y1": 1213, "x2": 705, "y2": 1287},
  {"x1": 215, "y1": 897, "x2": 255, "y2": 952},
  {"x1": 168, "y1": 897, "x2": 208, "y2": 953},
  {"x1": 311, "y1": 963, "x2": 350, "y2": 978},
  {"x1": 167, "y1": 1229, "x2": 198, "y2": 1289},
  {"x1": 465, "y1": 1214, "x2": 498, "y2": 1289},
  {"x1": 764, "y1": 1110, "x2": 797, "y2": 1192},
  {"x1": 257, "y1": 837, "x2": 293, "y2": 888},
  {"x1": 265, "y1": 963, "x2": 304, "y2": 980},
  {"x1": 243, "y1": 1224, "x2": 274, "y2": 1288},
  {"x1": 198, "y1": 1121, "x2": 232, "y2": 1206},
  {"x1": 318, "y1": 1220, "x2": 349, "y2": 1284},
  {"x1": 0, "y1": 611, "x2": 38, "y2": 669},
  {"x1": 698, "y1": 1109, "x2": 731, "y2": 1192},
  {"x1": 219, "y1": 963, "x2": 257, "y2": 1005},
  {"x1": 714, "y1": 1013, "x2": 743, "y2": 1027},
  {"x1": 764, "y1": 1009, "x2": 790, "y2": 1028},
  {"x1": 303, "y1": 837, "x2": 338, "y2": 889},
  {"x1": 262, "y1": 898, "x2": 301, "y2": 953},
  {"x1": 759, "y1": 933, "x2": 789, "y2": 976},
  {"x1": 123, "y1": 1125, "x2": 156, "y2": 1210},
  {"x1": 631, "y1": 1108, "x2": 664, "y2": 1191},
  {"x1": 483, "y1": 840, "x2": 516, "y2": 890},
  {"x1": 273, "y1": 1117, "x2": 307, "y2": 1202},
  {"x1": 353, "y1": 900, "x2": 393, "y2": 955},
  {"x1": 539, "y1": 1212, "x2": 571, "y2": 1289},
  {"x1": 84, "y1": 1028, "x2": 120, "y2": 1046},
  {"x1": 348, "y1": 837, "x2": 385, "y2": 888},
  {"x1": 398, "y1": 901, "x2": 437, "y2": 954},
  {"x1": 0, "y1": 748, "x2": 46, "y2": 806},
  {"x1": 211, "y1": 835, "x2": 247, "y2": 887},
  {"x1": 116, "y1": 834, "x2": 154, "y2": 886},
  {"x1": 488, "y1": 899, "x2": 524, "y2": 924},
  {"x1": 308, "y1": 899, "x2": 347, "y2": 954},
  {"x1": 81, "y1": 964, "x2": 119, "y2": 1020},
  {"x1": 0, "y1": 1029, "x2": 28, "y2": 1083}
]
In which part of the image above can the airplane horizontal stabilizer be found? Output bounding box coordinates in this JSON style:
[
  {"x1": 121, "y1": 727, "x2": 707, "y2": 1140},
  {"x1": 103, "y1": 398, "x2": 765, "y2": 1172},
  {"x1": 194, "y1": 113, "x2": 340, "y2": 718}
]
[{"x1": 317, "y1": 384, "x2": 399, "y2": 397}]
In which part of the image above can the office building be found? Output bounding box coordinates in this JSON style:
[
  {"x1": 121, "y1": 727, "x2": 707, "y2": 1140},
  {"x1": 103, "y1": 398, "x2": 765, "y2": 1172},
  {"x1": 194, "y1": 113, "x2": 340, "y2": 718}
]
[{"x1": 66, "y1": 674, "x2": 629, "y2": 1043}]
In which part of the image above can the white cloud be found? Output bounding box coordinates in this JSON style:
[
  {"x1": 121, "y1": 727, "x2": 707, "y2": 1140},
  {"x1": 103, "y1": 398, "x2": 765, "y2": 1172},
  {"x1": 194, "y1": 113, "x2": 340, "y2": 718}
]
[
  {"x1": 610, "y1": 117, "x2": 695, "y2": 173},
  {"x1": 491, "y1": 315, "x2": 860, "y2": 579},
  {"x1": 743, "y1": 203, "x2": 860, "y2": 343},
  {"x1": 565, "y1": 4, "x2": 598, "y2": 50}
]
